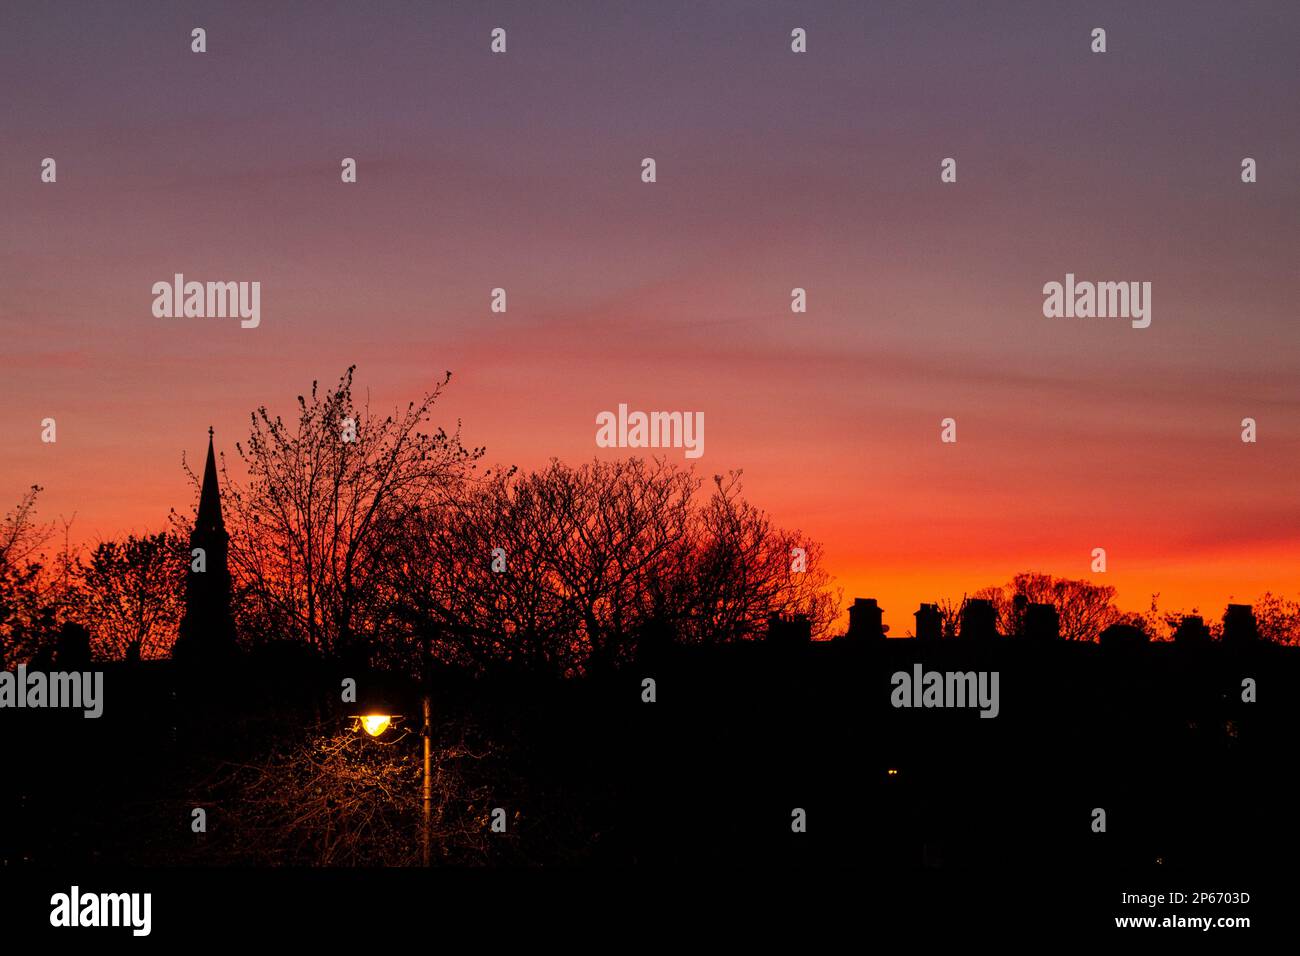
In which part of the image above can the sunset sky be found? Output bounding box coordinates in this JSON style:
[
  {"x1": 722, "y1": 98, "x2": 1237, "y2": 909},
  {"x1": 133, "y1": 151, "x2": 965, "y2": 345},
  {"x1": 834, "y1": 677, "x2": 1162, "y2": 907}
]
[{"x1": 3, "y1": 1, "x2": 1298, "y2": 633}]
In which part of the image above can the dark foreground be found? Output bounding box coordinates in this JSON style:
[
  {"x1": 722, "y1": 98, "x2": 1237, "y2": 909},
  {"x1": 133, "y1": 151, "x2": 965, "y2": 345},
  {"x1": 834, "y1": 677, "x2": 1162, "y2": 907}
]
[{"x1": 4, "y1": 637, "x2": 1294, "y2": 872}]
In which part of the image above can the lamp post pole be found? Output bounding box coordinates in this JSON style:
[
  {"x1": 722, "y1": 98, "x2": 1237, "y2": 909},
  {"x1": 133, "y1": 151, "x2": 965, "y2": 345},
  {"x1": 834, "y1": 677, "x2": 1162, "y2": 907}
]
[
  {"x1": 357, "y1": 633, "x2": 434, "y2": 865},
  {"x1": 422, "y1": 690, "x2": 432, "y2": 867},
  {"x1": 421, "y1": 632, "x2": 432, "y2": 867}
]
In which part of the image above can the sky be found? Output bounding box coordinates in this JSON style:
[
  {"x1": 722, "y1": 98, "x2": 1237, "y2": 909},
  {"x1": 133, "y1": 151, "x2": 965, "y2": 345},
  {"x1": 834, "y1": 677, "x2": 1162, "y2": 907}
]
[{"x1": 2, "y1": 1, "x2": 1299, "y2": 634}]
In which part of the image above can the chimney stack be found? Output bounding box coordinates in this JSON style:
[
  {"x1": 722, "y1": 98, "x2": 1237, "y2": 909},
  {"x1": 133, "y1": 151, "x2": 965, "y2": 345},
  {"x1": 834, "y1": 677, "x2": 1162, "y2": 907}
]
[
  {"x1": 914, "y1": 603, "x2": 942, "y2": 641},
  {"x1": 847, "y1": 598, "x2": 887, "y2": 640},
  {"x1": 1222, "y1": 604, "x2": 1260, "y2": 645},
  {"x1": 959, "y1": 599, "x2": 998, "y2": 641}
]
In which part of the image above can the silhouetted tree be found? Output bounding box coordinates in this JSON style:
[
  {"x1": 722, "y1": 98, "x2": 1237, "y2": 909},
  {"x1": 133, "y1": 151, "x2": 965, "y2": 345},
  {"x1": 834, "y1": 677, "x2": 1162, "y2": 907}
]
[
  {"x1": 218, "y1": 367, "x2": 483, "y2": 660},
  {"x1": 206, "y1": 720, "x2": 496, "y2": 865},
  {"x1": 0, "y1": 486, "x2": 56, "y2": 667},
  {"x1": 691, "y1": 471, "x2": 839, "y2": 644},
  {"x1": 77, "y1": 531, "x2": 187, "y2": 660},
  {"x1": 1252, "y1": 592, "x2": 1300, "y2": 646},
  {"x1": 377, "y1": 460, "x2": 839, "y2": 675},
  {"x1": 972, "y1": 572, "x2": 1123, "y2": 641},
  {"x1": 935, "y1": 595, "x2": 965, "y2": 639}
]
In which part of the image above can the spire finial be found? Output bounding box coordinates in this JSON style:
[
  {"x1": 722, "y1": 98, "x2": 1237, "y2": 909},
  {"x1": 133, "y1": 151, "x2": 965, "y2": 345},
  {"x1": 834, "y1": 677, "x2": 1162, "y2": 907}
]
[{"x1": 208, "y1": 425, "x2": 214, "y2": 439}]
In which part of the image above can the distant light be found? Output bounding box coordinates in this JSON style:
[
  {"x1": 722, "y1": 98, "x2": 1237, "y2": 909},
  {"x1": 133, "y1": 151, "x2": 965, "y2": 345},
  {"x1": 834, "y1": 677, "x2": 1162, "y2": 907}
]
[
  {"x1": 887, "y1": 768, "x2": 899, "y2": 776},
  {"x1": 360, "y1": 714, "x2": 393, "y2": 737}
]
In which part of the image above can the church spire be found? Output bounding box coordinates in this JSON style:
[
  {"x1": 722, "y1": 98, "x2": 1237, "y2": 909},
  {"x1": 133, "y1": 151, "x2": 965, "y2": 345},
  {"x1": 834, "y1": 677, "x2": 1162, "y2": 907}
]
[
  {"x1": 196, "y1": 426, "x2": 224, "y2": 534},
  {"x1": 175, "y1": 427, "x2": 237, "y2": 666}
]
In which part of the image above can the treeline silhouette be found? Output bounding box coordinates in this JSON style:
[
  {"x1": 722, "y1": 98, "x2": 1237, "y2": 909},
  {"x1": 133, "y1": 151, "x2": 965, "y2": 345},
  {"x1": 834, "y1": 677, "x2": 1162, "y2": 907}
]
[
  {"x1": 0, "y1": 368, "x2": 836, "y2": 673},
  {"x1": 3, "y1": 367, "x2": 1300, "y2": 673}
]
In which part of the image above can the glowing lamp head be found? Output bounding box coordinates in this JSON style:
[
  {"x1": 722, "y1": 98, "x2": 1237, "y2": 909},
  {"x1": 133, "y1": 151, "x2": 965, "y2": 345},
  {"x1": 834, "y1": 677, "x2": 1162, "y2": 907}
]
[{"x1": 360, "y1": 714, "x2": 393, "y2": 737}]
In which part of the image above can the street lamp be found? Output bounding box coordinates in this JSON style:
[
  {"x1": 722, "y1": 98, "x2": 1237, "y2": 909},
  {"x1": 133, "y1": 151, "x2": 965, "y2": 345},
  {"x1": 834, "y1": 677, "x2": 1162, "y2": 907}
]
[
  {"x1": 357, "y1": 714, "x2": 397, "y2": 737},
  {"x1": 350, "y1": 658, "x2": 433, "y2": 867}
]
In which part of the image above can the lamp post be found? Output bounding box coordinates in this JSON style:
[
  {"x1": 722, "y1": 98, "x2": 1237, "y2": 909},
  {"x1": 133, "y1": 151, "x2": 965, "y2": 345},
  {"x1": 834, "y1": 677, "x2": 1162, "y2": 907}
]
[
  {"x1": 421, "y1": 691, "x2": 432, "y2": 868},
  {"x1": 353, "y1": 631, "x2": 434, "y2": 866},
  {"x1": 353, "y1": 708, "x2": 430, "y2": 866}
]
